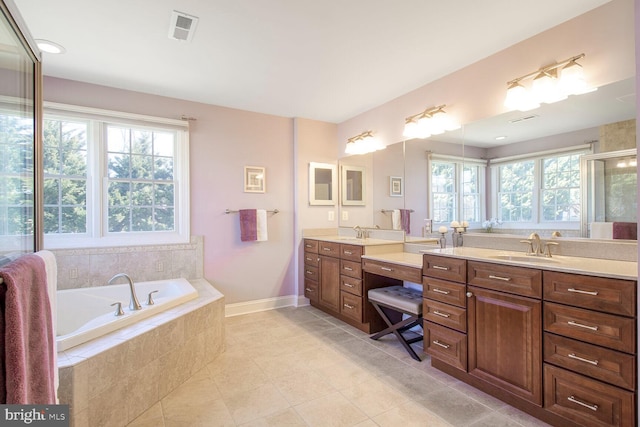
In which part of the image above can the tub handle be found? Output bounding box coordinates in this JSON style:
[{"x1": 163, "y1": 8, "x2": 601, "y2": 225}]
[
  {"x1": 147, "y1": 290, "x2": 159, "y2": 306},
  {"x1": 110, "y1": 302, "x2": 125, "y2": 316}
]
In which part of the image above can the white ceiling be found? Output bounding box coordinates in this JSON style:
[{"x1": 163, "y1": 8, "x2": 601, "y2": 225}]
[{"x1": 14, "y1": 0, "x2": 612, "y2": 124}]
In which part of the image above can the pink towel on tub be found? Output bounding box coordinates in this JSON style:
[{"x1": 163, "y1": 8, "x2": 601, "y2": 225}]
[
  {"x1": 612, "y1": 222, "x2": 637, "y2": 240},
  {"x1": 0, "y1": 254, "x2": 56, "y2": 404},
  {"x1": 239, "y1": 209, "x2": 257, "y2": 241},
  {"x1": 399, "y1": 209, "x2": 411, "y2": 234}
]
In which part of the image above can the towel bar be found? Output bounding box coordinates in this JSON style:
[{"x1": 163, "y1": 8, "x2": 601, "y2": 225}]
[
  {"x1": 381, "y1": 209, "x2": 414, "y2": 213},
  {"x1": 225, "y1": 209, "x2": 279, "y2": 214}
]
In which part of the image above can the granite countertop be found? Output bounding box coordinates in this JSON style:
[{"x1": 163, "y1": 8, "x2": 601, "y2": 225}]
[
  {"x1": 361, "y1": 252, "x2": 424, "y2": 269},
  {"x1": 307, "y1": 235, "x2": 405, "y2": 246},
  {"x1": 421, "y1": 247, "x2": 638, "y2": 281}
]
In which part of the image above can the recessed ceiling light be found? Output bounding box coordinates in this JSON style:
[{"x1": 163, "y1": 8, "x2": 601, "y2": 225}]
[{"x1": 35, "y1": 39, "x2": 66, "y2": 54}]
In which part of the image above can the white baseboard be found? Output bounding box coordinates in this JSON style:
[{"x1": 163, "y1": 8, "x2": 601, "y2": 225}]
[{"x1": 225, "y1": 294, "x2": 309, "y2": 317}]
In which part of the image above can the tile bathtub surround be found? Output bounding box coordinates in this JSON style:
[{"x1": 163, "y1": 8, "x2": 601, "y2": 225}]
[
  {"x1": 57, "y1": 279, "x2": 224, "y2": 427},
  {"x1": 52, "y1": 236, "x2": 204, "y2": 290},
  {"x1": 126, "y1": 306, "x2": 551, "y2": 427}
]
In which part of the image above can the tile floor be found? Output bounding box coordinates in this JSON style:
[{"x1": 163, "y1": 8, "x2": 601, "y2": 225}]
[{"x1": 126, "y1": 305, "x2": 552, "y2": 427}]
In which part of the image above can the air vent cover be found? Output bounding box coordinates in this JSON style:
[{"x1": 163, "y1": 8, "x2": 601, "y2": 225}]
[{"x1": 169, "y1": 11, "x2": 199, "y2": 42}]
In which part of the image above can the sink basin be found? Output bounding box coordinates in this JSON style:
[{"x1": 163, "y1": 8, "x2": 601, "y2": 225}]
[
  {"x1": 489, "y1": 255, "x2": 559, "y2": 264},
  {"x1": 334, "y1": 237, "x2": 362, "y2": 241}
]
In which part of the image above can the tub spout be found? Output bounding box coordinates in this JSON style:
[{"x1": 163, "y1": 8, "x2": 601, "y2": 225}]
[{"x1": 108, "y1": 273, "x2": 142, "y2": 311}]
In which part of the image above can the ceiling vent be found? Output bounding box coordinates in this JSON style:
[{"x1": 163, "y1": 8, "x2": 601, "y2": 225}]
[
  {"x1": 169, "y1": 11, "x2": 199, "y2": 42},
  {"x1": 509, "y1": 114, "x2": 539, "y2": 124}
]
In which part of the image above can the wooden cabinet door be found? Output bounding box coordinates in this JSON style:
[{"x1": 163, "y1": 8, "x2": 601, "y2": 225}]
[
  {"x1": 319, "y1": 255, "x2": 340, "y2": 312},
  {"x1": 468, "y1": 286, "x2": 542, "y2": 405}
]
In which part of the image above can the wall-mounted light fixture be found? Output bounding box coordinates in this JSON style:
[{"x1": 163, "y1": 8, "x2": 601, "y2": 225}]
[
  {"x1": 345, "y1": 130, "x2": 385, "y2": 155},
  {"x1": 504, "y1": 53, "x2": 595, "y2": 112},
  {"x1": 402, "y1": 105, "x2": 460, "y2": 140}
]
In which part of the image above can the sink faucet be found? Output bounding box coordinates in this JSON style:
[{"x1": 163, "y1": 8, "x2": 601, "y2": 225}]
[
  {"x1": 108, "y1": 273, "x2": 142, "y2": 310},
  {"x1": 353, "y1": 225, "x2": 363, "y2": 239},
  {"x1": 520, "y1": 233, "x2": 541, "y2": 255}
]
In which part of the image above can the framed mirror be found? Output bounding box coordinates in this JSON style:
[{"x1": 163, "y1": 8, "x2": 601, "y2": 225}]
[
  {"x1": 309, "y1": 162, "x2": 336, "y2": 205},
  {"x1": 341, "y1": 165, "x2": 365, "y2": 206}
]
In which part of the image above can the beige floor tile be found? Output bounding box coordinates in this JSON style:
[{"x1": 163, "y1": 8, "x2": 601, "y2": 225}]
[
  {"x1": 223, "y1": 383, "x2": 291, "y2": 425},
  {"x1": 252, "y1": 350, "x2": 310, "y2": 379},
  {"x1": 126, "y1": 402, "x2": 165, "y2": 427},
  {"x1": 340, "y1": 375, "x2": 410, "y2": 417},
  {"x1": 210, "y1": 360, "x2": 270, "y2": 396},
  {"x1": 272, "y1": 369, "x2": 337, "y2": 406},
  {"x1": 294, "y1": 391, "x2": 368, "y2": 427},
  {"x1": 417, "y1": 387, "x2": 494, "y2": 426},
  {"x1": 372, "y1": 400, "x2": 453, "y2": 427},
  {"x1": 161, "y1": 372, "x2": 221, "y2": 410},
  {"x1": 237, "y1": 408, "x2": 307, "y2": 427},
  {"x1": 163, "y1": 398, "x2": 235, "y2": 427},
  {"x1": 314, "y1": 359, "x2": 376, "y2": 390}
]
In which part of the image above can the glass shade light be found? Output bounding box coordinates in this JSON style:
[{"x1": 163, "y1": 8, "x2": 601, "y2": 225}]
[
  {"x1": 345, "y1": 133, "x2": 385, "y2": 155},
  {"x1": 403, "y1": 106, "x2": 459, "y2": 139},
  {"x1": 531, "y1": 71, "x2": 566, "y2": 104},
  {"x1": 402, "y1": 119, "x2": 419, "y2": 139},
  {"x1": 559, "y1": 60, "x2": 587, "y2": 95},
  {"x1": 504, "y1": 81, "x2": 540, "y2": 111}
]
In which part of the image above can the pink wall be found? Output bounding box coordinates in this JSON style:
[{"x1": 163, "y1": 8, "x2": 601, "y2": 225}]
[{"x1": 44, "y1": 77, "x2": 296, "y2": 304}]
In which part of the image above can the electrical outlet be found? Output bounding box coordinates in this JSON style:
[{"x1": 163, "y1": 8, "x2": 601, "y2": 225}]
[
  {"x1": 342, "y1": 211, "x2": 349, "y2": 221},
  {"x1": 69, "y1": 268, "x2": 78, "y2": 279},
  {"x1": 328, "y1": 211, "x2": 335, "y2": 221},
  {"x1": 156, "y1": 261, "x2": 164, "y2": 272}
]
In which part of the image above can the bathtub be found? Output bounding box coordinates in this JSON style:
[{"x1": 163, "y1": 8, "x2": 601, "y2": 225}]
[{"x1": 56, "y1": 277, "x2": 198, "y2": 352}]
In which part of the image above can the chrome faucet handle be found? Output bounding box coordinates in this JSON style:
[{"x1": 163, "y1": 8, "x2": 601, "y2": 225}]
[
  {"x1": 110, "y1": 301, "x2": 125, "y2": 316},
  {"x1": 519, "y1": 240, "x2": 534, "y2": 255},
  {"x1": 147, "y1": 290, "x2": 159, "y2": 305},
  {"x1": 543, "y1": 241, "x2": 559, "y2": 258}
]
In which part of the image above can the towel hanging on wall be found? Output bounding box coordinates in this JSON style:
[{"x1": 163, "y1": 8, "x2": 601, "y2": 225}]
[{"x1": 239, "y1": 209, "x2": 268, "y2": 242}]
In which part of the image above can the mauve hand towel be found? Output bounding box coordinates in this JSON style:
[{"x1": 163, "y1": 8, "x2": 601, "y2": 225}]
[
  {"x1": 0, "y1": 254, "x2": 56, "y2": 404},
  {"x1": 400, "y1": 209, "x2": 411, "y2": 234},
  {"x1": 612, "y1": 222, "x2": 637, "y2": 240},
  {"x1": 239, "y1": 209, "x2": 258, "y2": 241}
]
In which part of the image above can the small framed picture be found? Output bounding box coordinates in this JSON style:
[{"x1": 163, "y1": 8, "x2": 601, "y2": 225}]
[
  {"x1": 389, "y1": 176, "x2": 403, "y2": 197},
  {"x1": 244, "y1": 166, "x2": 265, "y2": 193}
]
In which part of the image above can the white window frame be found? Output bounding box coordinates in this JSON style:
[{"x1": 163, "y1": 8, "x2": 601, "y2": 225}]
[
  {"x1": 42, "y1": 102, "x2": 190, "y2": 249},
  {"x1": 428, "y1": 154, "x2": 486, "y2": 227},
  {"x1": 490, "y1": 145, "x2": 591, "y2": 232}
]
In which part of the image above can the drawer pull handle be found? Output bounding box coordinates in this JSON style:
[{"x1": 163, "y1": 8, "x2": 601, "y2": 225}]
[
  {"x1": 344, "y1": 303, "x2": 355, "y2": 309},
  {"x1": 305, "y1": 288, "x2": 315, "y2": 292},
  {"x1": 343, "y1": 283, "x2": 354, "y2": 288},
  {"x1": 488, "y1": 275, "x2": 511, "y2": 282},
  {"x1": 432, "y1": 265, "x2": 449, "y2": 271},
  {"x1": 432, "y1": 340, "x2": 450, "y2": 349},
  {"x1": 306, "y1": 257, "x2": 312, "y2": 261},
  {"x1": 568, "y1": 353, "x2": 599, "y2": 366},
  {"x1": 380, "y1": 267, "x2": 393, "y2": 271},
  {"x1": 567, "y1": 395, "x2": 598, "y2": 412},
  {"x1": 344, "y1": 250, "x2": 353, "y2": 255},
  {"x1": 568, "y1": 320, "x2": 598, "y2": 331},
  {"x1": 305, "y1": 244, "x2": 313, "y2": 248},
  {"x1": 323, "y1": 247, "x2": 332, "y2": 251},
  {"x1": 343, "y1": 266, "x2": 353, "y2": 271},
  {"x1": 567, "y1": 288, "x2": 599, "y2": 296},
  {"x1": 305, "y1": 270, "x2": 313, "y2": 275},
  {"x1": 433, "y1": 310, "x2": 450, "y2": 318},
  {"x1": 432, "y1": 288, "x2": 451, "y2": 295}
]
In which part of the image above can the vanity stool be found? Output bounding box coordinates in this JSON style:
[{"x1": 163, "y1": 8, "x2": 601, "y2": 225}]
[{"x1": 368, "y1": 285, "x2": 424, "y2": 361}]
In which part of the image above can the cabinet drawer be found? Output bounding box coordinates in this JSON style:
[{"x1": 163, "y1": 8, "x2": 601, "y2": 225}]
[
  {"x1": 423, "y1": 277, "x2": 467, "y2": 308},
  {"x1": 341, "y1": 292, "x2": 363, "y2": 322},
  {"x1": 341, "y1": 259, "x2": 362, "y2": 279},
  {"x1": 423, "y1": 254, "x2": 466, "y2": 283},
  {"x1": 544, "y1": 364, "x2": 635, "y2": 427},
  {"x1": 544, "y1": 271, "x2": 636, "y2": 317},
  {"x1": 544, "y1": 302, "x2": 636, "y2": 354},
  {"x1": 544, "y1": 333, "x2": 636, "y2": 391},
  {"x1": 424, "y1": 299, "x2": 467, "y2": 332},
  {"x1": 341, "y1": 275, "x2": 362, "y2": 296},
  {"x1": 363, "y1": 259, "x2": 422, "y2": 283},
  {"x1": 424, "y1": 321, "x2": 467, "y2": 372},
  {"x1": 318, "y1": 241, "x2": 340, "y2": 257},
  {"x1": 303, "y1": 239, "x2": 318, "y2": 253},
  {"x1": 304, "y1": 252, "x2": 320, "y2": 267},
  {"x1": 468, "y1": 261, "x2": 542, "y2": 298},
  {"x1": 340, "y1": 244, "x2": 363, "y2": 262},
  {"x1": 304, "y1": 265, "x2": 319, "y2": 281},
  {"x1": 304, "y1": 279, "x2": 318, "y2": 303}
]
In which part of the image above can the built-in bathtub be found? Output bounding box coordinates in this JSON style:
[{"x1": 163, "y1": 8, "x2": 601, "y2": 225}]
[
  {"x1": 56, "y1": 278, "x2": 225, "y2": 427},
  {"x1": 57, "y1": 278, "x2": 198, "y2": 352}
]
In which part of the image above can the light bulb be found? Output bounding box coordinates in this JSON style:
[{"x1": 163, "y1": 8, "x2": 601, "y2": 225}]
[{"x1": 559, "y1": 60, "x2": 587, "y2": 95}]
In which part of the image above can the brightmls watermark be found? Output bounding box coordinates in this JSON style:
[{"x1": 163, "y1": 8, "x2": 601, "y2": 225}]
[{"x1": 0, "y1": 405, "x2": 69, "y2": 426}]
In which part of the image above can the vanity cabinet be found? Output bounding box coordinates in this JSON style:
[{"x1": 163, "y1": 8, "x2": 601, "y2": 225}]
[
  {"x1": 302, "y1": 238, "x2": 391, "y2": 333},
  {"x1": 542, "y1": 271, "x2": 636, "y2": 427},
  {"x1": 467, "y1": 261, "x2": 543, "y2": 405},
  {"x1": 422, "y1": 253, "x2": 637, "y2": 427}
]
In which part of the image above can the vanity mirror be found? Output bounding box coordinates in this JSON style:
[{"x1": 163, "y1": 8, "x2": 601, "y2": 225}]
[
  {"x1": 340, "y1": 165, "x2": 365, "y2": 206},
  {"x1": 308, "y1": 162, "x2": 336, "y2": 206}
]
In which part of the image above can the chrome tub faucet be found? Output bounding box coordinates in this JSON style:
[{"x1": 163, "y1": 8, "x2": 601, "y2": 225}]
[{"x1": 108, "y1": 273, "x2": 142, "y2": 310}]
